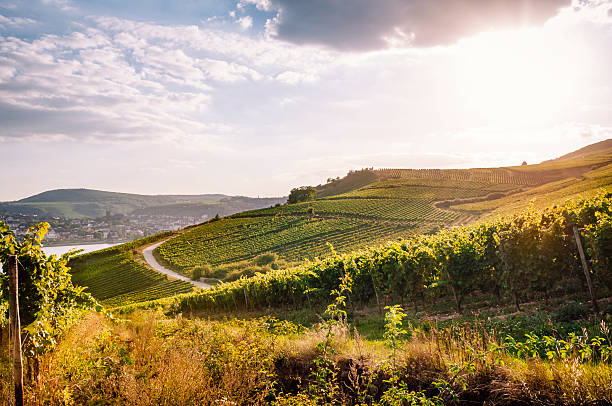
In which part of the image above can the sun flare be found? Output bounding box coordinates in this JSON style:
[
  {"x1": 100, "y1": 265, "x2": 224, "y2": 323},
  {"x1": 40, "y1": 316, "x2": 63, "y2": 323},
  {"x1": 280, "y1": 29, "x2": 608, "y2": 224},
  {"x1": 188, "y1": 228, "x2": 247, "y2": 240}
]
[{"x1": 453, "y1": 28, "x2": 585, "y2": 124}]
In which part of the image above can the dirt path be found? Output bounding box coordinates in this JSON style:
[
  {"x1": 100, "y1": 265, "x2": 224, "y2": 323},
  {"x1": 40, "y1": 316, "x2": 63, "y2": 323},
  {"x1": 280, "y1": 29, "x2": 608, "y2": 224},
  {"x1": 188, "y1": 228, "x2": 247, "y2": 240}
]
[{"x1": 143, "y1": 241, "x2": 212, "y2": 289}]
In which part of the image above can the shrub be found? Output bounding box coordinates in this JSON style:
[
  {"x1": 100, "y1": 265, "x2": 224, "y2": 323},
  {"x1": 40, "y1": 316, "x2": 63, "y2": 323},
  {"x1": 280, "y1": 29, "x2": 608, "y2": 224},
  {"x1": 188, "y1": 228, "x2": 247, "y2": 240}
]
[
  {"x1": 253, "y1": 252, "x2": 278, "y2": 266},
  {"x1": 553, "y1": 302, "x2": 590, "y2": 322},
  {"x1": 191, "y1": 264, "x2": 213, "y2": 280}
]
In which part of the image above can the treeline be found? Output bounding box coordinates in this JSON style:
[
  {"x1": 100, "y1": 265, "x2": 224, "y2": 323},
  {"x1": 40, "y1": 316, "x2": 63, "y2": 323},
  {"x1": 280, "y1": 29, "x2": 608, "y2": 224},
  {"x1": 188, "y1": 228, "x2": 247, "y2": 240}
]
[{"x1": 174, "y1": 193, "x2": 612, "y2": 314}]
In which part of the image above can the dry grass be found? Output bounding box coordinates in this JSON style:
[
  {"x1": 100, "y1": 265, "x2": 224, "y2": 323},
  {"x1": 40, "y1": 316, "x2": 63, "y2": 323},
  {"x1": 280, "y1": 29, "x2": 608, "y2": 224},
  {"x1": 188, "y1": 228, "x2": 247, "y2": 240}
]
[{"x1": 1, "y1": 311, "x2": 610, "y2": 405}]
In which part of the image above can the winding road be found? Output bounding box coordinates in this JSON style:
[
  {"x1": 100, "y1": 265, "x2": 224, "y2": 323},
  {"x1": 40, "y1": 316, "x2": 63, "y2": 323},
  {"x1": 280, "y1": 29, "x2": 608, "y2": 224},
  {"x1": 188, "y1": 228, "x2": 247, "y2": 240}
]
[{"x1": 142, "y1": 241, "x2": 212, "y2": 289}]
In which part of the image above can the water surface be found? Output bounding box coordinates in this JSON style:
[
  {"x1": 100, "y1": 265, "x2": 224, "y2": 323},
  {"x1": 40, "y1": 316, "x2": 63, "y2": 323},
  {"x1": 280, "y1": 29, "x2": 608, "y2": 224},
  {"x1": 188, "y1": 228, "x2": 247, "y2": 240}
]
[{"x1": 43, "y1": 243, "x2": 119, "y2": 257}]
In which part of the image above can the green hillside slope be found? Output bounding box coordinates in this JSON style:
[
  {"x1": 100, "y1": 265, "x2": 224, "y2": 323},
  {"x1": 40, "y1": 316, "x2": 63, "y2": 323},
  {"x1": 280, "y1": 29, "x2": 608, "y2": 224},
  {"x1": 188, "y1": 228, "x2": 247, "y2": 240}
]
[
  {"x1": 69, "y1": 234, "x2": 194, "y2": 307},
  {"x1": 153, "y1": 140, "x2": 612, "y2": 278},
  {"x1": 452, "y1": 145, "x2": 612, "y2": 218},
  {"x1": 1, "y1": 188, "x2": 285, "y2": 219}
]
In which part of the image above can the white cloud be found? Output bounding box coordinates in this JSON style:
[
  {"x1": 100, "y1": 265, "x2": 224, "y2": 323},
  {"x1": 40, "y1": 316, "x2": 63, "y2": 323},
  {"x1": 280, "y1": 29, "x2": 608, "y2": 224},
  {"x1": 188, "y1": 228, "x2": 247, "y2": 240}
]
[
  {"x1": 0, "y1": 13, "x2": 36, "y2": 28},
  {"x1": 237, "y1": 0, "x2": 273, "y2": 12},
  {"x1": 275, "y1": 70, "x2": 317, "y2": 85},
  {"x1": 0, "y1": 14, "x2": 343, "y2": 147},
  {"x1": 237, "y1": 15, "x2": 253, "y2": 30}
]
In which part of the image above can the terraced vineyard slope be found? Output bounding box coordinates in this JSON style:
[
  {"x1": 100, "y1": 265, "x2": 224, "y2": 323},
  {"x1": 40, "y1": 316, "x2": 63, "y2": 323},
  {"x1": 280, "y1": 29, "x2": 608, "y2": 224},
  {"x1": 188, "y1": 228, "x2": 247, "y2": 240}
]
[
  {"x1": 66, "y1": 140, "x2": 612, "y2": 301},
  {"x1": 450, "y1": 140, "x2": 612, "y2": 218},
  {"x1": 155, "y1": 141, "x2": 612, "y2": 278},
  {"x1": 69, "y1": 234, "x2": 194, "y2": 307}
]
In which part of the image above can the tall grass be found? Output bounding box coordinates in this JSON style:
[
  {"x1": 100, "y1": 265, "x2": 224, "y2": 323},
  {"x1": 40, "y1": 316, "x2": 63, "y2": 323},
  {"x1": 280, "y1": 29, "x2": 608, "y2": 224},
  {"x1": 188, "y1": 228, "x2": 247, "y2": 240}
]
[{"x1": 3, "y1": 310, "x2": 610, "y2": 405}]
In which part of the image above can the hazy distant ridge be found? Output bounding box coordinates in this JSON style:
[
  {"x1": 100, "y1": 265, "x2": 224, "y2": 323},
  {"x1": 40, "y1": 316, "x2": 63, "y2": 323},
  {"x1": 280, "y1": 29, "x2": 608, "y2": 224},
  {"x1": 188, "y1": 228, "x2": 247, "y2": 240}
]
[{"x1": 2, "y1": 188, "x2": 285, "y2": 219}]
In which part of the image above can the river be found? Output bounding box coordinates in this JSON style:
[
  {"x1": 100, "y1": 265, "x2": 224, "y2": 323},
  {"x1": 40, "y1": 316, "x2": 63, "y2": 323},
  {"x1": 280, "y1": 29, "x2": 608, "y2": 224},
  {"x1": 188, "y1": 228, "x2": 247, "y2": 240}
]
[
  {"x1": 43, "y1": 243, "x2": 119, "y2": 257},
  {"x1": 0, "y1": 243, "x2": 117, "y2": 272}
]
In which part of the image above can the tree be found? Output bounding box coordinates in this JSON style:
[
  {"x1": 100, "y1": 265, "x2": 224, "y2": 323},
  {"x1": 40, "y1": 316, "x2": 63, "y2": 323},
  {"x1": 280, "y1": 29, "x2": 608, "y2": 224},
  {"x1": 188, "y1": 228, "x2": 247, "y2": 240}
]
[{"x1": 287, "y1": 186, "x2": 317, "y2": 204}]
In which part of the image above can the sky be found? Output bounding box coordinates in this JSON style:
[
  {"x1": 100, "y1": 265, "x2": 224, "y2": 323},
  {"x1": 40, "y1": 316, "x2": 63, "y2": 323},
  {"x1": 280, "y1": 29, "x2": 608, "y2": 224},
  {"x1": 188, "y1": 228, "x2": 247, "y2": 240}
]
[{"x1": 1, "y1": 0, "x2": 611, "y2": 201}]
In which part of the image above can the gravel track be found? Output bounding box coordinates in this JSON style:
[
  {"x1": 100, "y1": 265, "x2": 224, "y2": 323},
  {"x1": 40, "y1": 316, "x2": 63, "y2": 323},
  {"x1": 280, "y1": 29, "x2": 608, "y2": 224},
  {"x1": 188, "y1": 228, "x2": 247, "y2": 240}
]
[{"x1": 143, "y1": 241, "x2": 211, "y2": 289}]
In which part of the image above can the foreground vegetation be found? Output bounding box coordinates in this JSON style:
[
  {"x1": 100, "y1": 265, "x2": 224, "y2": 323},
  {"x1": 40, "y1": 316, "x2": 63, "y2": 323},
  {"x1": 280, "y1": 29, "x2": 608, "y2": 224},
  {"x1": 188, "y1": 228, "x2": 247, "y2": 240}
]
[{"x1": 3, "y1": 294, "x2": 611, "y2": 405}]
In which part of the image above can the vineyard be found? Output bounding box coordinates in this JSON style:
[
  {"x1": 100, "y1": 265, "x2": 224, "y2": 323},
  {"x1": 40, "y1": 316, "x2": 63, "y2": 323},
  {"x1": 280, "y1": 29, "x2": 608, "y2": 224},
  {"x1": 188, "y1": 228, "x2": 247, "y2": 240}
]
[
  {"x1": 239, "y1": 198, "x2": 460, "y2": 221},
  {"x1": 156, "y1": 216, "x2": 421, "y2": 272},
  {"x1": 333, "y1": 178, "x2": 520, "y2": 200},
  {"x1": 69, "y1": 235, "x2": 194, "y2": 307},
  {"x1": 375, "y1": 167, "x2": 546, "y2": 185},
  {"x1": 155, "y1": 178, "x2": 502, "y2": 275},
  {"x1": 173, "y1": 193, "x2": 612, "y2": 315},
  {"x1": 61, "y1": 141, "x2": 612, "y2": 312},
  {"x1": 455, "y1": 162, "x2": 612, "y2": 218},
  {"x1": 153, "y1": 148, "x2": 612, "y2": 280}
]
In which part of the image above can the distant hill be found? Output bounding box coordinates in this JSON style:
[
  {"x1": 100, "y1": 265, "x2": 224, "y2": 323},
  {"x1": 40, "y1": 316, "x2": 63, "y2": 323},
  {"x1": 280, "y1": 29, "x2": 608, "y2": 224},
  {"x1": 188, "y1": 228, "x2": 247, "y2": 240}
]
[
  {"x1": 18, "y1": 188, "x2": 228, "y2": 204},
  {"x1": 549, "y1": 138, "x2": 612, "y2": 162},
  {"x1": 0, "y1": 188, "x2": 285, "y2": 219}
]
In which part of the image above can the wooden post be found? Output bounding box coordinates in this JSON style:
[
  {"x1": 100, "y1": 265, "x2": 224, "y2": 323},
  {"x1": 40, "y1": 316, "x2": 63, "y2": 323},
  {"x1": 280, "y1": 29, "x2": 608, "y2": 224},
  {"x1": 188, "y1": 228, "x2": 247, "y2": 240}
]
[
  {"x1": 7, "y1": 255, "x2": 24, "y2": 406},
  {"x1": 370, "y1": 272, "x2": 382, "y2": 314},
  {"x1": 573, "y1": 225, "x2": 600, "y2": 314}
]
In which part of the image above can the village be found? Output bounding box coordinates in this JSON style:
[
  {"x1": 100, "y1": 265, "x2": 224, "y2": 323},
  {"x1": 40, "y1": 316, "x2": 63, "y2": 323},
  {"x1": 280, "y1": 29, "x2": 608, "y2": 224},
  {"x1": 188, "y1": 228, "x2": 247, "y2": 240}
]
[{"x1": 0, "y1": 211, "x2": 208, "y2": 245}]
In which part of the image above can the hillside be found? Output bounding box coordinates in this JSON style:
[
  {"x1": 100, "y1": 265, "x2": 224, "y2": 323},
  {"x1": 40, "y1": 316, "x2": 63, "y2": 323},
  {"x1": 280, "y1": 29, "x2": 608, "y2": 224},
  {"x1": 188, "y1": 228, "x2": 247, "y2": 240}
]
[
  {"x1": 68, "y1": 234, "x2": 194, "y2": 307},
  {"x1": 65, "y1": 140, "x2": 612, "y2": 306},
  {"x1": 450, "y1": 141, "x2": 612, "y2": 218},
  {"x1": 0, "y1": 188, "x2": 285, "y2": 219},
  {"x1": 152, "y1": 140, "x2": 612, "y2": 278}
]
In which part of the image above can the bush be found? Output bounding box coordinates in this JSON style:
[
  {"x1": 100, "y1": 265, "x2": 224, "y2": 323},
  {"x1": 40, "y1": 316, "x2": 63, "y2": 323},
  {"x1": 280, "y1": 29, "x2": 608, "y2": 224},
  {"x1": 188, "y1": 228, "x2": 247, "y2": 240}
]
[
  {"x1": 553, "y1": 302, "x2": 590, "y2": 322},
  {"x1": 253, "y1": 253, "x2": 278, "y2": 266},
  {"x1": 287, "y1": 186, "x2": 316, "y2": 204},
  {"x1": 224, "y1": 266, "x2": 263, "y2": 282},
  {"x1": 191, "y1": 264, "x2": 213, "y2": 280}
]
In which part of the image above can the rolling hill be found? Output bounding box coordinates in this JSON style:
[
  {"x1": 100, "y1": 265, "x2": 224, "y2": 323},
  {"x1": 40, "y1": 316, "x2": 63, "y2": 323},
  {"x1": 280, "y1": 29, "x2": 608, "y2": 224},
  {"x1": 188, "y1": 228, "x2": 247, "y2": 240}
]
[
  {"x1": 0, "y1": 188, "x2": 285, "y2": 219},
  {"x1": 154, "y1": 140, "x2": 612, "y2": 278}
]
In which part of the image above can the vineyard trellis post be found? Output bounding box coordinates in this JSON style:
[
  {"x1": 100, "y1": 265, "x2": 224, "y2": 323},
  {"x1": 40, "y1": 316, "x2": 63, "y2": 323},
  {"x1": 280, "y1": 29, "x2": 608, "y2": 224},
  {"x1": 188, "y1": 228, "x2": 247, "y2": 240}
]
[
  {"x1": 573, "y1": 225, "x2": 600, "y2": 314},
  {"x1": 8, "y1": 255, "x2": 24, "y2": 406},
  {"x1": 370, "y1": 271, "x2": 382, "y2": 314}
]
